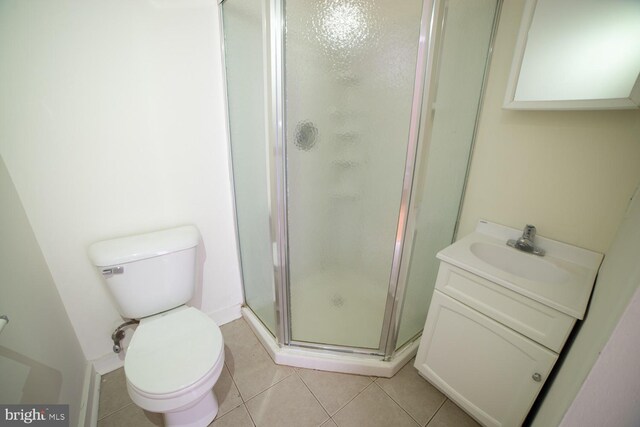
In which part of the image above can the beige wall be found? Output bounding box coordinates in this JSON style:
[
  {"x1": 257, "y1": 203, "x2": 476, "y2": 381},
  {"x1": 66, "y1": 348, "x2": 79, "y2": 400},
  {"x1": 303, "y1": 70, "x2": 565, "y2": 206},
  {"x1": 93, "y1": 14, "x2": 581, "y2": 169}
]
[
  {"x1": 458, "y1": 0, "x2": 640, "y2": 425},
  {"x1": 457, "y1": 0, "x2": 640, "y2": 254}
]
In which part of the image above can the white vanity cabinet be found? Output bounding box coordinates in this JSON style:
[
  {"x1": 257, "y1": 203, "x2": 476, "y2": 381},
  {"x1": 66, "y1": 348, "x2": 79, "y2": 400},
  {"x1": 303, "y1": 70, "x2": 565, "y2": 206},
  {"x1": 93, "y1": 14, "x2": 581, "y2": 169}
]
[
  {"x1": 415, "y1": 221, "x2": 603, "y2": 427},
  {"x1": 416, "y1": 264, "x2": 562, "y2": 426}
]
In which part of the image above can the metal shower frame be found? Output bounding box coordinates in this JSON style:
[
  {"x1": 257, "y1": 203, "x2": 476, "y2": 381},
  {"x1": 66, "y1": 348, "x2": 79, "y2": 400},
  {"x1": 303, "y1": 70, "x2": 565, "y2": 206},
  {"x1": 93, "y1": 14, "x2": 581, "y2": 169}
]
[{"x1": 218, "y1": 0, "x2": 502, "y2": 360}]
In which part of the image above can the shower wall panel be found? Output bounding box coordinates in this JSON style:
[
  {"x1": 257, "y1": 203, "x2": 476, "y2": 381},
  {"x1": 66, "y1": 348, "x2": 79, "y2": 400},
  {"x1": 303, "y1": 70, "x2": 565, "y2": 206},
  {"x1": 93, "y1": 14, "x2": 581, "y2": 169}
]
[
  {"x1": 396, "y1": 0, "x2": 499, "y2": 348},
  {"x1": 222, "y1": 0, "x2": 277, "y2": 334}
]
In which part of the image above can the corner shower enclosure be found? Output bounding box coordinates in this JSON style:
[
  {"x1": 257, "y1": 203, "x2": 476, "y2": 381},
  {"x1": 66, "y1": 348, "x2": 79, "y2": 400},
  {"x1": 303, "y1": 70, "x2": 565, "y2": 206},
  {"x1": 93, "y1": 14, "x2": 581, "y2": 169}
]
[{"x1": 220, "y1": 0, "x2": 500, "y2": 373}]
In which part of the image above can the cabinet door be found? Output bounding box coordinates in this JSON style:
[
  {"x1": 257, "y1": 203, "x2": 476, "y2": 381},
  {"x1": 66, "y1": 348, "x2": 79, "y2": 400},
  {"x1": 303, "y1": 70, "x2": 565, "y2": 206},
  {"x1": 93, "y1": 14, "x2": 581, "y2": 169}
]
[{"x1": 415, "y1": 291, "x2": 558, "y2": 427}]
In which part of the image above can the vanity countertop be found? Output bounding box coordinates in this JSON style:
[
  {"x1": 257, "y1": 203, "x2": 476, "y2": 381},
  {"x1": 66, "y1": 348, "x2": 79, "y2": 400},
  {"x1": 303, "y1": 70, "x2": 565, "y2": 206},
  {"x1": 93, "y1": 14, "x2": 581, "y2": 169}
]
[{"x1": 437, "y1": 220, "x2": 603, "y2": 319}]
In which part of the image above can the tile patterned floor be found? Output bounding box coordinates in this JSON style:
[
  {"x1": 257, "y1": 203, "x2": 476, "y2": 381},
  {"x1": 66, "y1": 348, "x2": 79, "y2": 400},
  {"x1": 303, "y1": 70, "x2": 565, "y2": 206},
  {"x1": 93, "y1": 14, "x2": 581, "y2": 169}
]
[{"x1": 97, "y1": 317, "x2": 480, "y2": 427}]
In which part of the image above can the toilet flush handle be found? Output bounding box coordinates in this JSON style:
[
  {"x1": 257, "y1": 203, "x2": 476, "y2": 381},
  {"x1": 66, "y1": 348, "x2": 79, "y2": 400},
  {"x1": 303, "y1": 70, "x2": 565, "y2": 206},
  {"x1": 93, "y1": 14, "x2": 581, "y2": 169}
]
[{"x1": 101, "y1": 266, "x2": 124, "y2": 277}]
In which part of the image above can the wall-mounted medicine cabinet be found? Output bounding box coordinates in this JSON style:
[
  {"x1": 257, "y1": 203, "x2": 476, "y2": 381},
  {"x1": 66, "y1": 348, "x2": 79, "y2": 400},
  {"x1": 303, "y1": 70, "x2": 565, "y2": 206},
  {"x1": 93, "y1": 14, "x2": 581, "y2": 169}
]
[{"x1": 504, "y1": 0, "x2": 640, "y2": 110}]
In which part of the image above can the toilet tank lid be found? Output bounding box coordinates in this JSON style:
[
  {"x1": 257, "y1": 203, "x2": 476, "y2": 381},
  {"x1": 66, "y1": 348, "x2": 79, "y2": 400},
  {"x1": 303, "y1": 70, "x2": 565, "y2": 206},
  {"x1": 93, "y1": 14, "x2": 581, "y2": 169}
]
[{"x1": 88, "y1": 225, "x2": 200, "y2": 267}]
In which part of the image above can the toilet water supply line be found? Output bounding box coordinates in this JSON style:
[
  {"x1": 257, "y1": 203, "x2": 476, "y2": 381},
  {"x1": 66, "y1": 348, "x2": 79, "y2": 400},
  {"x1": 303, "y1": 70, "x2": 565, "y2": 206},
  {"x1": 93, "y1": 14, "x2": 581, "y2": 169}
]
[
  {"x1": 112, "y1": 319, "x2": 140, "y2": 353},
  {"x1": 0, "y1": 314, "x2": 135, "y2": 352}
]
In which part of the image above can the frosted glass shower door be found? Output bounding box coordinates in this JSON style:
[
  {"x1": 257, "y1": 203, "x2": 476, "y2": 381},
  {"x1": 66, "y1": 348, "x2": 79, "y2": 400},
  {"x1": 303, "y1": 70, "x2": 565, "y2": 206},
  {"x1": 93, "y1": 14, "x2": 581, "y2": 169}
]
[
  {"x1": 285, "y1": 0, "x2": 424, "y2": 349},
  {"x1": 222, "y1": 0, "x2": 276, "y2": 334}
]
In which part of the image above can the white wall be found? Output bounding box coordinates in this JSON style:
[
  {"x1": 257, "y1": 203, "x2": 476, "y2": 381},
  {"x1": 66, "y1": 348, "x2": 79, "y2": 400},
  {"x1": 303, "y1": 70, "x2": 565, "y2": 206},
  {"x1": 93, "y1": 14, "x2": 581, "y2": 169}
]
[
  {"x1": 560, "y1": 285, "x2": 640, "y2": 427},
  {"x1": 457, "y1": 0, "x2": 640, "y2": 254},
  {"x1": 0, "y1": 157, "x2": 87, "y2": 426},
  {"x1": 0, "y1": 0, "x2": 243, "y2": 361},
  {"x1": 530, "y1": 186, "x2": 640, "y2": 426}
]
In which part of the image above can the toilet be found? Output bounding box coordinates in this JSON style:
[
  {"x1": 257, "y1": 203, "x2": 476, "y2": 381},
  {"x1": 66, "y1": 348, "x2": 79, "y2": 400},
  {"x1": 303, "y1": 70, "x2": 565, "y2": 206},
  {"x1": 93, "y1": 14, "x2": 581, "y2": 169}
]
[{"x1": 89, "y1": 225, "x2": 224, "y2": 427}]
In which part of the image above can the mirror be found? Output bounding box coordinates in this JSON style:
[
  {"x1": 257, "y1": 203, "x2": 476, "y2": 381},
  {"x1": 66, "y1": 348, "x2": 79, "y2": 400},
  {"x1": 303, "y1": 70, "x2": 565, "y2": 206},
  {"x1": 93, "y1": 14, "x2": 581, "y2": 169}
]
[{"x1": 504, "y1": 0, "x2": 640, "y2": 110}]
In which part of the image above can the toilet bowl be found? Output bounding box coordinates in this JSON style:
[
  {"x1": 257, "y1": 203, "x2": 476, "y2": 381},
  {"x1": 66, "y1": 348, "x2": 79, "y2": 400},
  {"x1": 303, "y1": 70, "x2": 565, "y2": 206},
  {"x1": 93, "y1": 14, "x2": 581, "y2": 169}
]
[
  {"x1": 89, "y1": 226, "x2": 225, "y2": 427},
  {"x1": 125, "y1": 306, "x2": 224, "y2": 427}
]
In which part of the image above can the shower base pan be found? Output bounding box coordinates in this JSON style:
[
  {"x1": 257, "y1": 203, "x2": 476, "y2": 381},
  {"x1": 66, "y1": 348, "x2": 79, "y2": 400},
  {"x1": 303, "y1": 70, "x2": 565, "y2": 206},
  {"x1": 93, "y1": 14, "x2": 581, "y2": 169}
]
[{"x1": 242, "y1": 307, "x2": 419, "y2": 378}]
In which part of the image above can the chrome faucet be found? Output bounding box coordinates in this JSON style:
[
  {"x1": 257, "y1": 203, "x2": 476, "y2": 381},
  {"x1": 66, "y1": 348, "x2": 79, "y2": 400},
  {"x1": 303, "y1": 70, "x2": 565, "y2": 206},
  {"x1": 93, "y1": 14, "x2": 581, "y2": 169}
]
[{"x1": 507, "y1": 224, "x2": 545, "y2": 256}]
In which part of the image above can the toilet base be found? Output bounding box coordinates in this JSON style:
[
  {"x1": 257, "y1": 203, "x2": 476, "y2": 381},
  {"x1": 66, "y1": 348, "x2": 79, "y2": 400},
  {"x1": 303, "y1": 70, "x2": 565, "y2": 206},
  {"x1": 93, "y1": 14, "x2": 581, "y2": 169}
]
[{"x1": 164, "y1": 389, "x2": 219, "y2": 427}]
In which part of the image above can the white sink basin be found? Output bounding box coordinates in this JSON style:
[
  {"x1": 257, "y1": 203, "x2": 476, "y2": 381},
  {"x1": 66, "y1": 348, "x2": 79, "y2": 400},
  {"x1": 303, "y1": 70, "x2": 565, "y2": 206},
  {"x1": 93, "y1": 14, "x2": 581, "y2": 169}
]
[
  {"x1": 437, "y1": 221, "x2": 603, "y2": 319},
  {"x1": 469, "y1": 242, "x2": 570, "y2": 284}
]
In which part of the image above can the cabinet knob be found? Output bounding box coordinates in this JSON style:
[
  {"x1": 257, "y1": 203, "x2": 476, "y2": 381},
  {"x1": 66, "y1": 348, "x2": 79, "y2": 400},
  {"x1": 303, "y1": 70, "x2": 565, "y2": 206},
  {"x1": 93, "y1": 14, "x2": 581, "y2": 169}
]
[{"x1": 532, "y1": 373, "x2": 542, "y2": 382}]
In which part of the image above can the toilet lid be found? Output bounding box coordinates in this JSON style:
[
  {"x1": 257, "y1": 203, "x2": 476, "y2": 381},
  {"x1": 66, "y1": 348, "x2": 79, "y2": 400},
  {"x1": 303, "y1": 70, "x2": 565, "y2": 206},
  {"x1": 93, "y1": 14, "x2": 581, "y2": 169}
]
[{"x1": 125, "y1": 306, "x2": 223, "y2": 396}]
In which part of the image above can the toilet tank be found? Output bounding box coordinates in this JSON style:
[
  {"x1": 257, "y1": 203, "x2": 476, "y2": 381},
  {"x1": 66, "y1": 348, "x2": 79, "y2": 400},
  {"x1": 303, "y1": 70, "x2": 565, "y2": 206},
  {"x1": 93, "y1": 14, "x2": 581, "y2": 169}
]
[{"x1": 88, "y1": 225, "x2": 200, "y2": 319}]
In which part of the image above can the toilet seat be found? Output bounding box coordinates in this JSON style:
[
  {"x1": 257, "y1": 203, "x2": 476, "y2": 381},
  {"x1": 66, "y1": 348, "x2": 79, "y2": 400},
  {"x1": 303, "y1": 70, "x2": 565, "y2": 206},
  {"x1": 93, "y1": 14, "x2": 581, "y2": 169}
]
[{"x1": 125, "y1": 306, "x2": 224, "y2": 397}]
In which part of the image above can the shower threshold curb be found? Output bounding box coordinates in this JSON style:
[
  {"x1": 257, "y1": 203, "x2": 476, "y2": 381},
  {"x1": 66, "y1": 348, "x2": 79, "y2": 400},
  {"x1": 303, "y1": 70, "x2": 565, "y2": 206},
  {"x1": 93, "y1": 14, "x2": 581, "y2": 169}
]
[{"x1": 242, "y1": 307, "x2": 419, "y2": 378}]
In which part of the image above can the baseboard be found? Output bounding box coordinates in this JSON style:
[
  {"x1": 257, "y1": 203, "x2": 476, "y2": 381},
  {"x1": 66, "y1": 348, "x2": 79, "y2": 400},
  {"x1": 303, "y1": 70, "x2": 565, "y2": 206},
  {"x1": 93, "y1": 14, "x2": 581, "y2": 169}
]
[
  {"x1": 78, "y1": 362, "x2": 101, "y2": 427},
  {"x1": 77, "y1": 363, "x2": 91, "y2": 427},
  {"x1": 91, "y1": 351, "x2": 124, "y2": 375},
  {"x1": 88, "y1": 371, "x2": 100, "y2": 427},
  {"x1": 206, "y1": 303, "x2": 242, "y2": 326}
]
